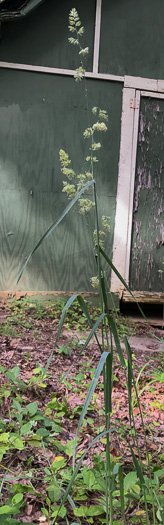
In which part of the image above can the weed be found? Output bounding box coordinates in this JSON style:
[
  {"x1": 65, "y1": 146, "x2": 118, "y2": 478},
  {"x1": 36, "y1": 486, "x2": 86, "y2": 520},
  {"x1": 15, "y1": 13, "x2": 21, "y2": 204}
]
[
  {"x1": 0, "y1": 322, "x2": 18, "y2": 338},
  {"x1": 1, "y1": 7, "x2": 162, "y2": 525}
]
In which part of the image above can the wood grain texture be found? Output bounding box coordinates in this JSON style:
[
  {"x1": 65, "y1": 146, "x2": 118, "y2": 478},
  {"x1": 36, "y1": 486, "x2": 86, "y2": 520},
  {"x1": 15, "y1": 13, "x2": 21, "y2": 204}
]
[
  {"x1": 0, "y1": 70, "x2": 122, "y2": 292},
  {"x1": 100, "y1": 0, "x2": 164, "y2": 80},
  {"x1": 129, "y1": 97, "x2": 164, "y2": 293},
  {"x1": 122, "y1": 291, "x2": 164, "y2": 304}
]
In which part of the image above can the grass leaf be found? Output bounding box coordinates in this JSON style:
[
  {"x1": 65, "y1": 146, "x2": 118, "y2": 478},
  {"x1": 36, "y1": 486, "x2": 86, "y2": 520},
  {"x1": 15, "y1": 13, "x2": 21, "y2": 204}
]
[
  {"x1": 73, "y1": 351, "x2": 109, "y2": 468},
  {"x1": 17, "y1": 180, "x2": 95, "y2": 284}
]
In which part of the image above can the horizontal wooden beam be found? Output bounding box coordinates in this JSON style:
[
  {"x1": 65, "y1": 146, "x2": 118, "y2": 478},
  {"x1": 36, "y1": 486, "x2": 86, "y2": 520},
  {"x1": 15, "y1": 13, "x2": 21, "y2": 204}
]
[
  {"x1": 0, "y1": 61, "x2": 124, "y2": 82},
  {"x1": 125, "y1": 75, "x2": 158, "y2": 91},
  {"x1": 141, "y1": 90, "x2": 164, "y2": 99},
  {"x1": 122, "y1": 291, "x2": 164, "y2": 304},
  {"x1": 125, "y1": 75, "x2": 164, "y2": 92},
  {"x1": 0, "y1": 290, "x2": 99, "y2": 301}
]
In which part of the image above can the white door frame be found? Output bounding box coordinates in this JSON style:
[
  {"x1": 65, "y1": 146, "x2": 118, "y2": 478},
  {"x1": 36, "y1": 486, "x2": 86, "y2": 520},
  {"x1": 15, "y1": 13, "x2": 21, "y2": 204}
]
[{"x1": 111, "y1": 86, "x2": 164, "y2": 297}]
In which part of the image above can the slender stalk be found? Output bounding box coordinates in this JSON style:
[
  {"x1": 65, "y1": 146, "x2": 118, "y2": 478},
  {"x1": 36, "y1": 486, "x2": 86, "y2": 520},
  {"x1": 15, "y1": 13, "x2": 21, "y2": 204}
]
[
  {"x1": 124, "y1": 337, "x2": 155, "y2": 525},
  {"x1": 93, "y1": 178, "x2": 112, "y2": 523}
]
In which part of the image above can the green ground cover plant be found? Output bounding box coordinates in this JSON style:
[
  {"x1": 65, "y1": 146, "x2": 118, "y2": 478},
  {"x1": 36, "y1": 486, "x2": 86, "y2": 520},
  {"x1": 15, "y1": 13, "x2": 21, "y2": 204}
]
[
  {"x1": 2, "y1": 296, "x2": 138, "y2": 339},
  {"x1": 0, "y1": 349, "x2": 163, "y2": 525},
  {"x1": 0, "y1": 7, "x2": 163, "y2": 525}
]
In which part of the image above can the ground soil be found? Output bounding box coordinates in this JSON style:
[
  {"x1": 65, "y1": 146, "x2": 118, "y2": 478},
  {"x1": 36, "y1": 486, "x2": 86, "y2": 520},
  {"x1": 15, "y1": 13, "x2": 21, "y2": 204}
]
[{"x1": 0, "y1": 300, "x2": 163, "y2": 524}]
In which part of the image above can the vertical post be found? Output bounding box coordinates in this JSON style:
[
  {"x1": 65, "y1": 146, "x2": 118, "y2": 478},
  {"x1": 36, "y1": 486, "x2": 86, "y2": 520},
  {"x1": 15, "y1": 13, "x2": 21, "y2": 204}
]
[
  {"x1": 93, "y1": 0, "x2": 102, "y2": 73},
  {"x1": 125, "y1": 90, "x2": 140, "y2": 283},
  {"x1": 111, "y1": 87, "x2": 136, "y2": 296}
]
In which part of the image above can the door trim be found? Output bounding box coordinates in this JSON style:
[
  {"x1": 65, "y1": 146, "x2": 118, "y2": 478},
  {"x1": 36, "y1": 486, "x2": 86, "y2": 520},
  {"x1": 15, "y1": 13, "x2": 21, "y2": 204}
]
[{"x1": 111, "y1": 87, "x2": 164, "y2": 298}]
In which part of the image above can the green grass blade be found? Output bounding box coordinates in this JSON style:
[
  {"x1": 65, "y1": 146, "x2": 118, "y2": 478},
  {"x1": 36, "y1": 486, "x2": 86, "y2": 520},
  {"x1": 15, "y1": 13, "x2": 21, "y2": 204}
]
[
  {"x1": 99, "y1": 247, "x2": 146, "y2": 319},
  {"x1": 50, "y1": 428, "x2": 116, "y2": 525},
  {"x1": 128, "y1": 442, "x2": 144, "y2": 485},
  {"x1": 73, "y1": 351, "x2": 109, "y2": 469},
  {"x1": 77, "y1": 296, "x2": 93, "y2": 325},
  {"x1": 118, "y1": 466, "x2": 126, "y2": 524},
  {"x1": 105, "y1": 348, "x2": 113, "y2": 525},
  {"x1": 43, "y1": 294, "x2": 78, "y2": 377},
  {"x1": 107, "y1": 314, "x2": 125, "y2": 369},
  {"x1": 123, "y1": 335, "x2": 149, "y2": 429},
  {"x1": 135, "y1": 360, "x2": 151, "y2": 387},
  {"x1": 100, "y1": 270, "x2": 108, "y2": 313},
  {"x1": 17, "y1": 180, "x2": 95, "y2": 283},
  {"x1": 106, "y1": 351, "x2": 113, "y2": 416},
  {"x1": 60, "y1": 312, "x2": 106, "y2": 384},
  {"x1": 99, "y1": 246, "x2": 136, "y2": 297},
  {"x1": 77, "y1": 295, "x2": 103, "y2": 353},
  {"x1": 127, "y1": 342, "x2": 132, "y2": 425},
  {"x1": 99, "y1": 270, "x2": 111, "y2": 353}
]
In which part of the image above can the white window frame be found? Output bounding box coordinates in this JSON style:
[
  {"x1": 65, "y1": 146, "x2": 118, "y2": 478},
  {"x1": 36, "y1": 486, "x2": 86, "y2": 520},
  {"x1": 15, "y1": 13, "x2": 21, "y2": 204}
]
[{"x1": 0, "y1": 0, "x2": 123, "y2": 83}]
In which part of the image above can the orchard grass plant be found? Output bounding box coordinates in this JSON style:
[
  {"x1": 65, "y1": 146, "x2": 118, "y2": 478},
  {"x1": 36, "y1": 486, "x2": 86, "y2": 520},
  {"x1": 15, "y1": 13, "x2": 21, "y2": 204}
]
[{"x1": 0, "y1": 8, "x2": 163, "y2": 525}]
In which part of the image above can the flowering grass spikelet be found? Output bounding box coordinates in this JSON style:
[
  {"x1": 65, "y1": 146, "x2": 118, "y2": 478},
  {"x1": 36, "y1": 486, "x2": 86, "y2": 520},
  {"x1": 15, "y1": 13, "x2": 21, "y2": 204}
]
[
  {"x1": 59, "y1": 150, "x2": 75, "y2": 179},
  {"x1": 62, "y1": 182, "x2": 76, "y2": 199},
  {"x1": 86, "y1": 172, "x2": 93, "y2": 180},
  {"x1": 93, "y1": 122, "x2": 108, "y2": 132},
  {"x1": 77, "y1": 174, "x2": 86, "y2": 181},
  {"x1": 79, "y1": 47, "x2": 89, "y2": 56},
  {"x1": 59, "y1": 149, "x2": 71, "y2": 168},
  {"x1": 93, "y1": 229, "x2": 106, "y2": 249},
  {"x1": 68, "y1": 37, "x2": 78, "y2": 45},
  {"x1": 92, "y1": 106, "x2": 98, "y2": 115},
  {"x1": 90, "y1": 276, "x2": 99, "y2": 289},
  {"x1": 62, "y1": 167, "x2": 75, "y2": 179},
  {"x1": 78, "y1": 198, "x2": 95, "y2": 215},
  {"x1": 78, "y1": 26, "x2": 84, "y2": 35},
  {"x1": 69, "y1": 8, "x2": 81, "y2": 28},
  {"x1": 77, "y1": 173, "x2": 87, "y2": 191},
  {"x1": 68, "y1": 9, "x2": 87, "y2": 82},
  {"x1": 99, "y1": 109, "x2": 108, "y2": 121},
  {"x1": 91, "y1": 142, "x2": 101, "y2": 151},
  {"x1": 68, "y1": 25, "x2": 76, "y2": 33},
  {"x1": 74, "y1": 67, "x2": 85, "y2": 82},
  {"x1": 83, "y1": 127, "x2": 93, "y2": 139},
  {"x1": 102, "y1": 215, "x2": 111, "y2": 232}
]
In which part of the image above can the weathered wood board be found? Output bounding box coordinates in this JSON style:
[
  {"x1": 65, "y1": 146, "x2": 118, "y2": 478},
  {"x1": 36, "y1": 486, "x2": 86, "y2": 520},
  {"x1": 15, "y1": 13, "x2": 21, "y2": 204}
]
[
  {"x1": 122, "y1": 291, "x2": 164, "y2": 304},
  {"x1": 0, "y1": 69, "x2": 122, "y2": 292},
  {"x1": 129, "y1": 97, "x2": 164, "y2": 293}
]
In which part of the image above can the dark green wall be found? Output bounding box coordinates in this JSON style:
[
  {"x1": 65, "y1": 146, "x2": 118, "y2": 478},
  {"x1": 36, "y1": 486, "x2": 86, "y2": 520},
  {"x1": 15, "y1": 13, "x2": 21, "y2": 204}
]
[
  {"x1": 2, "y1": 0, "x2": 163, "y2": 80},
  {"x1": 100, "y1": 0, "x2": 164, "y2": 79},
  {"x1": 0, "y1": 0, "x2": 95, "y2": 71},
  {"x1": 0, "y1": 69, "x2": 122, "y2": 291}
]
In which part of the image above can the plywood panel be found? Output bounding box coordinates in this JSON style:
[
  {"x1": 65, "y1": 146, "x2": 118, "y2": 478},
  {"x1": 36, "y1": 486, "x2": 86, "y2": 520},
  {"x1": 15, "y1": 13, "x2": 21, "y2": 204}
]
[
  {"x1": 0, "y1": 69, "x2": 122, "y2": 291},
  {"x1": 0, "y1": 71, "x2": 122, "y2": 196},
  {"x1": 0, "y1": 0, "x2": 95, "y2": 72},
  {"x1": 0, "y1": 190, "x2": 116, "y2": 292},
  {"x1": 100, "y1": 0, "x2": 164, "y2": 80}
]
